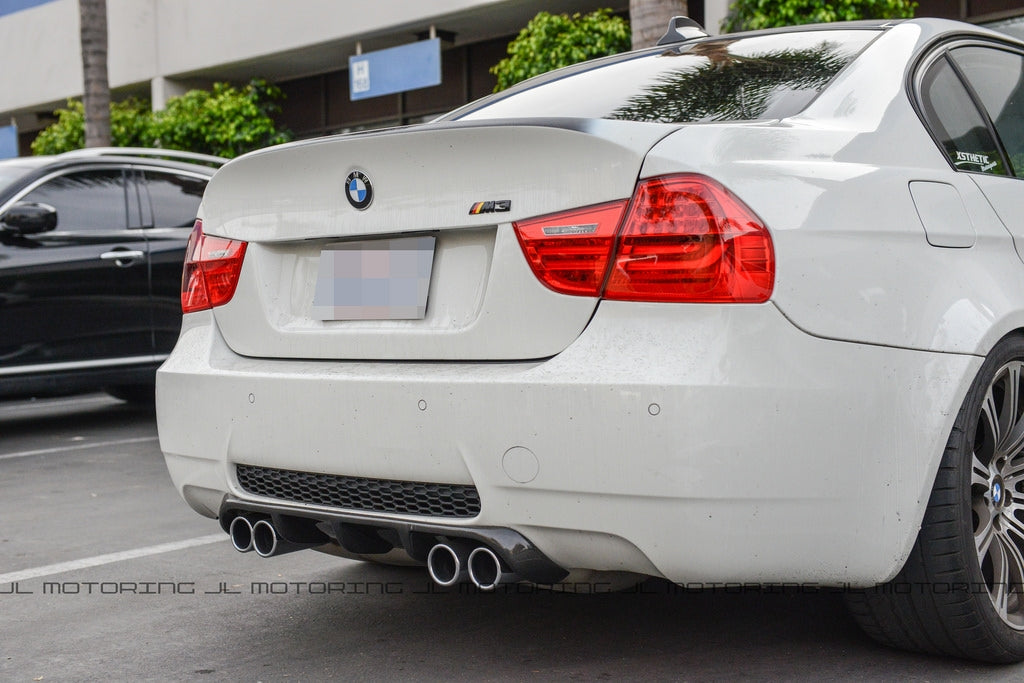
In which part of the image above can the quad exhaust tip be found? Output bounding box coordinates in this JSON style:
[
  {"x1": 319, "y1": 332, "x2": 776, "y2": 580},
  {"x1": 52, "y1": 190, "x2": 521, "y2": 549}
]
[
  {"x1": 467, "y1": 546, "x2": 514, "y2": 591},
  {"x1": 426, "y1": 542, "x2": 517, "y2": 590},
  {"x1": 228, "y1": 515, "x2": 315, "y2": 557},
  {"x1": 252, "y1": 519, "x2": 280, "y2": 558},
  {"x1": 426, "y1": 543, "x2": 467, "y2": 586},
  {"x1": 229, "y1": 515, "x2": 254, "y2": 553}
]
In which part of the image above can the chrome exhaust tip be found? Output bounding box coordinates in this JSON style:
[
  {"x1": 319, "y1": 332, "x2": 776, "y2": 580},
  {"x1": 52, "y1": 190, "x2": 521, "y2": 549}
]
[
  {"x1": 252, "y1": 519, "x2": 279, "y2": 558},
  {"x1": 250, "y1": 518, "x2": 316, "y2": 557},
  {"x1": 229, "y1": 515, "x2": 254, "y2": 553},
  {"x1": 426, "y1": 543, "x2": 468, "y2": 586},
  {"x1": 468, "y1": 546, "x2": 515, "y2": 591}
]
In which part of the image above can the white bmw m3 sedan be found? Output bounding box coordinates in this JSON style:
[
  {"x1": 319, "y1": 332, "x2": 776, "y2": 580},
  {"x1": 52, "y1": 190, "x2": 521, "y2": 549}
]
[{"x1": 156, "y1": 18, "x2": 1024, "y2": 661}]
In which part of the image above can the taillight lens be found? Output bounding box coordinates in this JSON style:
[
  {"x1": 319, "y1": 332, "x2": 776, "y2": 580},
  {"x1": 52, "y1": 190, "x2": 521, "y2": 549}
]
[
  {"x1": 513, "y1": 201, "x2": 627, "y2": 296},
  {"x1": 606, "y1": 175, "x2": 773, "y2": 303},
  {"x1": 513, "y1": 174, "x2": 773, "y2": 303},
  {"x1": 181, "y1": 219, "x2": 248, "y2": 313}
]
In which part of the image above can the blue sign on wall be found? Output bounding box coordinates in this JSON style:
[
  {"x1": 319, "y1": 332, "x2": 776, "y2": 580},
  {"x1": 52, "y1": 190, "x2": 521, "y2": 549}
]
[
  {"x1": 0, "y1": 0, "x2": 56, "y2": 18},
  {"x1": 349, "y1": 38, "x2": 442, "y2": 101},
  {"x1": 0, "y1": 125, "x2": 17, "y2": 159}
]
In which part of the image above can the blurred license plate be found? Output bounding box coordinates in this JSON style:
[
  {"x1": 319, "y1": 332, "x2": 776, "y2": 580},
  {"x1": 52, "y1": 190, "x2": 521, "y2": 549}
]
[{"x1": 311, "y1": 236, "x2": 435, "y2": 321}]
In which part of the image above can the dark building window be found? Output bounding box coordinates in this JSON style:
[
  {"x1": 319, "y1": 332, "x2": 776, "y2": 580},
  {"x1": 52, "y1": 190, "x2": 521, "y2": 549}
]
[
  {"x1": 276, "y1": 36, "x2": 508, "y2": 140},
  {"x1": 916, "y1": 0, "x2": 1024, "y2": 20}
]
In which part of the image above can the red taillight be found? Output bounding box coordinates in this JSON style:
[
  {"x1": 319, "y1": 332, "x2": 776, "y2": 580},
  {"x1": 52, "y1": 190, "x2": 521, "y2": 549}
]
[
  {"x1": 181, "y1": 219, "x2": 248, "y2": 313},
  {"x1": 606, "y1": 175, "x2": 774, "y2": 303},
  {"x1": 513, "y1": 174, "x2": 774, "y2": 303},
  {"x1": 513, "y1": 201, "x2": 627, "y2": 297}
]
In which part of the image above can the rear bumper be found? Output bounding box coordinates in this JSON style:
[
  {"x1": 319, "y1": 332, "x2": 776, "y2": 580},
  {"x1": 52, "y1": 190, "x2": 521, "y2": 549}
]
[{"x1": 156, "y1": 301, "x2": 980, "y2": 586}]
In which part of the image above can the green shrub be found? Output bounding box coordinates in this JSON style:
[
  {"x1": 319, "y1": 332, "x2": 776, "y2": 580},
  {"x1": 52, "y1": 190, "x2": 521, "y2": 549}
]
[
  {"x1": 491, "y1": 9, "x2": 630, "y2": 92},
  {"x1": 31, "y1": 79, "x2": 290, "y2": 158},
  {"x1": 154, "y1": 80, "x2": 290, "y2": 158},
  {"x1": 722, "y1": 0, "x2": 916, "y2": 33},
  {"x1": 32, "y1": 98, "x2": 155, "y2": 154}
]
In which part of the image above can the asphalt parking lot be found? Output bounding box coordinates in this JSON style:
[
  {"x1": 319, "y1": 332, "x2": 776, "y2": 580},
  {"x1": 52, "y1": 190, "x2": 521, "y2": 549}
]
[{"x1": 2, "y1": 394, "x2": 1023, "y2": 681}]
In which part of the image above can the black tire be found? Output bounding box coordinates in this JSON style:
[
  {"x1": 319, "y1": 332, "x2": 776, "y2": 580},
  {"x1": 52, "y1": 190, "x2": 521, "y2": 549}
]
[{"x1": 846, "y1": 335, "x2": 1024, "y2": 663}]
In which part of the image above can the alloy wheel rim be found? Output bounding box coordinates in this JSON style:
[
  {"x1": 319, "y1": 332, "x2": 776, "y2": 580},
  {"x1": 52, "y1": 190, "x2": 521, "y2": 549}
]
[{"x1": 973, "y1": 361, "x2": 1024, "y2": 629}]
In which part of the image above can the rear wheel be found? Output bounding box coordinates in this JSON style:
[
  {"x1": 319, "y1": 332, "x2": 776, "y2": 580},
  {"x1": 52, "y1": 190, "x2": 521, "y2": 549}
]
[{"x1": 846, "y1": 336, "x2": 1024, "y2": 662}]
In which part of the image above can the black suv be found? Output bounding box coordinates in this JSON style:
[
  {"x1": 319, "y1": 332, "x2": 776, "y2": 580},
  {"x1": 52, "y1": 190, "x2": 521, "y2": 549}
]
[{"x1": 0, "y1": 148, "x2": 222, "y2": 402}]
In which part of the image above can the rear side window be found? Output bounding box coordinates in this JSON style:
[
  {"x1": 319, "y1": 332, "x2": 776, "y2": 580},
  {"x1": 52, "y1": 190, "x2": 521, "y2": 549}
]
[
  {"x1": 453, "y1": 30, "x2": 879, "y2": 124},
  {"x1": 949, "y1": 46, "x2": 1024, "y2": 178},
  {"x1": 919, "y1": 56, "x2": 1007, "y2": 175},
  {"x1": 20, "y1": 169, "x2": 129, "y2": 231},
  {"x1": 143, "y1": 170, "x2": 207, "y2": 228}
]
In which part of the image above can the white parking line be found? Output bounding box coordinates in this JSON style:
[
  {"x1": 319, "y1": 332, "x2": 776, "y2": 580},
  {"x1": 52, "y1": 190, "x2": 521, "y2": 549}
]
[
  {"x1": 0, "y1": 436, "x2": 160, "y2": 461},
  {"x1": 0, "y1": 534, "x2": 226, "y2": 584},
  {"x1": 0, "y1": 394, "x2": 115, "y2": 416}
]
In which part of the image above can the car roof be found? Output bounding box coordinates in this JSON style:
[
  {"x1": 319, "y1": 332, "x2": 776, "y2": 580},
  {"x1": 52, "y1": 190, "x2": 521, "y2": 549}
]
[
  {"x1": 0, "y1": 156, "x2": 53, "y2": 171},
  {"x1": 55, "y1": 147, "x2": 225, "y2": 169},
  {"x1": 1, "y1": 148, "x2": 223, "y2": 175},
  {"x1": 0, "y1": 148, "x2": 220, "y2": 208}
]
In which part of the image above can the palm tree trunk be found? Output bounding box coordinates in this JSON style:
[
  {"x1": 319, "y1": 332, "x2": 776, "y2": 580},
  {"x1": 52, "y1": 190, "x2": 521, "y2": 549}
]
[
  {"x1": 630, "y1": 0, "x2": 689, "y2": 49},
  {"x1": 80, "y1": 0, "x2": 110, "y2": 147}
]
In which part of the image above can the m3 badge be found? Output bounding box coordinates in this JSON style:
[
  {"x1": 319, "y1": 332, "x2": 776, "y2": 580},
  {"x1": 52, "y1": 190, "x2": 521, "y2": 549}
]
[{"x1": 469, "y1": 200, "x2": 511, "y2": 215}]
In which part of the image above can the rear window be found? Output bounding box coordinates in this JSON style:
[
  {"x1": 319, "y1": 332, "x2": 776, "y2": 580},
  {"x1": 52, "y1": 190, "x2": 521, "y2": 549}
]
[{"x1": 454, "y1": 30, "x2": 879, "y2": 124}]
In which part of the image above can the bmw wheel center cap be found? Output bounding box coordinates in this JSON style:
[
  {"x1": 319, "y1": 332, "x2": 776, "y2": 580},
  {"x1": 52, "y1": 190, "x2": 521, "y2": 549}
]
[{"x1": 346, "y1": 170, "x2": 373, "y2": 210}]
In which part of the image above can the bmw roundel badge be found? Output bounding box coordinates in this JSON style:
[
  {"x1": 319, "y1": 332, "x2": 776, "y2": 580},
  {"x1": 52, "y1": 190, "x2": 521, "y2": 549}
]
[{"x1": 345, "y1": 170, "x2": 373, "y2": 210}]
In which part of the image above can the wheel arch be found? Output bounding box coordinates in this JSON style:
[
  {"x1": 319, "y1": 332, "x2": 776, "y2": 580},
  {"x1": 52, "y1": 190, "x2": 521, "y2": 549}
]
[
  {"x1": 893, "y1": 328, "x2": 1024, "y2": 580},
  {"x1": 849, "y1": 332, "x2": 1024, "y2": 662}
]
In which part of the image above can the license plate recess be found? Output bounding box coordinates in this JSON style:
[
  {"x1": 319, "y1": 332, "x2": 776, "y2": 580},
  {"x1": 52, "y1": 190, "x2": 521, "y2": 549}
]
[{"x1": 311, "y1": 236, "x2": 435, "y2": 321}]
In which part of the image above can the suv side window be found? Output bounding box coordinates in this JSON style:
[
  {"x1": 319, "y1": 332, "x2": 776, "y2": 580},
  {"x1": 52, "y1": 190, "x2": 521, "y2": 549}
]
[
  {"x1": 20, "y1": 168, "x2": 128, "y2": 230},
  {"x1": 950, "y1": 46, "x2": 1024, "y2": 179},
  {"x1": 143, "y1": 170, "x2": 206, "y2": 228}
]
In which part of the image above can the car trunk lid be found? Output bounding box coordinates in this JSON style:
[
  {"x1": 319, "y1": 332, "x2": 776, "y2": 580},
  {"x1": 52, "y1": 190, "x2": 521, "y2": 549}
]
[{"x1": 204, "y1": 119, "x2": 676, "y2": 361}]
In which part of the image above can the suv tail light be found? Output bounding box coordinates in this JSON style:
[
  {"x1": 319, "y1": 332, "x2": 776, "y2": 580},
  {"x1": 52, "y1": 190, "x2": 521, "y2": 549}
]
[
  {"x1": 514, "y1": 174, "x2": 774, "y2": 303},
  {"x1": 181, "y1": 220, "x2": 248, "y2": 313}
]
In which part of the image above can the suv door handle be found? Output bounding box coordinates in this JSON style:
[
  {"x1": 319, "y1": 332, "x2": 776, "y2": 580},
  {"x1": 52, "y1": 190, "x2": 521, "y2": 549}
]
[{"x1": 100, "y1": 250, "x2": 145, "y2": 266}]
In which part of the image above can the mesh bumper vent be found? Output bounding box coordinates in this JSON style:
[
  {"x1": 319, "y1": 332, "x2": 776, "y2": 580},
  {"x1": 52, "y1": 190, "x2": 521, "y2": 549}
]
[{"x1": 235, "y1": 464, "x2": 481, "y2": 518}]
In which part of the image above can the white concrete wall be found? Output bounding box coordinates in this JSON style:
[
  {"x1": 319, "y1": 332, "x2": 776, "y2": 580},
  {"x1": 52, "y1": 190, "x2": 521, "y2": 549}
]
[
  {"x1": 704, "y1": 0, "x2": 729, "y2": 34},
  {"x1": 0, "y1": 0, "x2": 159, "y2": 117},
  {"x1": 0, "y1": 0, "x2": 516, "y2": 116},
  {"x1": 109, "y1": 0, "x2": 158, "y2": 86},
  {"x1": 151, "y1": 0, "x2": 502, "y2": 76},
  {"x1": 1, "y1": 0, "x2": 84, "y2": 115}
]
